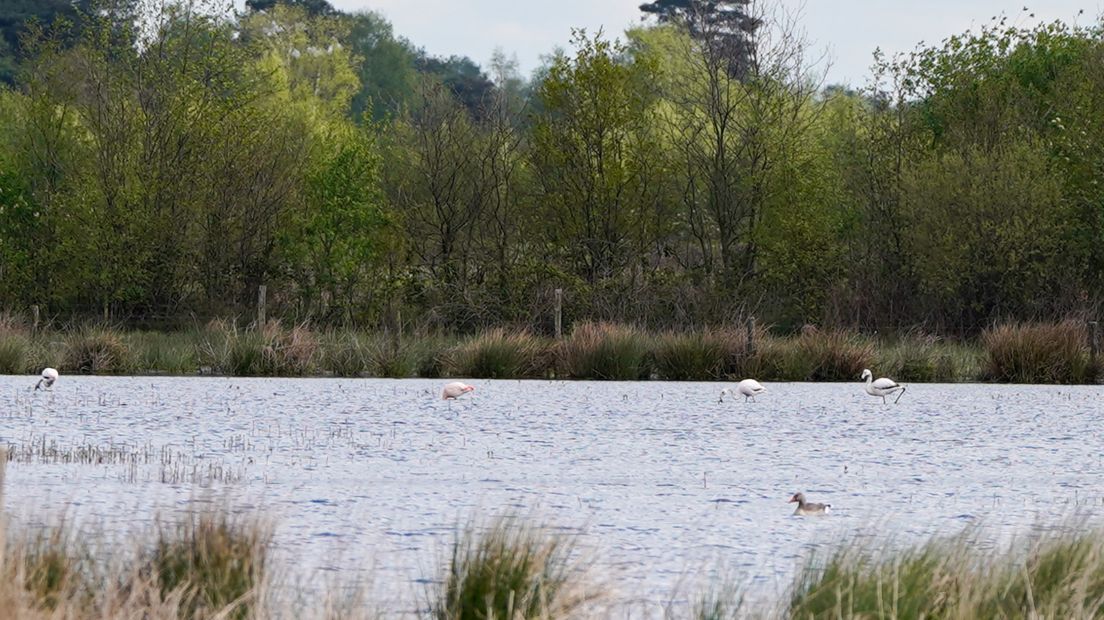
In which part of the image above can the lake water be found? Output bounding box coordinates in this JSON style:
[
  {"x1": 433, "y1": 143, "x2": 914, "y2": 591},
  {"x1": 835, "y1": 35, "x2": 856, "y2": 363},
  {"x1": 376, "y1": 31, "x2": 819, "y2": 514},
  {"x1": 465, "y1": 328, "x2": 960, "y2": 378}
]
[{"x1": 2, "y1": 376, "x2": 1103, "y2": 615}]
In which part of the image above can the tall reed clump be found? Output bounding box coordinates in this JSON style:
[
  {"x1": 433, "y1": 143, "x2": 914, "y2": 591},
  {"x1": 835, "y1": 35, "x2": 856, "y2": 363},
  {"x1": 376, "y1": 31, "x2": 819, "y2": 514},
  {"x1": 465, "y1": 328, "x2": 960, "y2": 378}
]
[
  {"x1": 152, "y1": 512, "x2": 271, "y2": 620},
  {"x1": 558, "y1": 322, "x2": 651, "y2": 380},
  {"x1": 62, "y1": 325, "x2": 133, "y2": 374},
  {"x1": 201, "y1": 320, "x2": 318, "y2": 376},
  {"x1": 9, "y1": 523, "x2": 95, "y2": 611},
  {"x1": 789, "y1": 528, "x2": 1104, "y2": 619},
  {"x1": 0, "y1": 313, "x2": 32, "y2": 374},
  {"x1": 763, "y1": 328, "x2": 873, "y2": 382},
  {"x1": 875, "y1": 335, "x2": 984, "y2": 383},
  {"x1": 319, "y1": 331, "x2": 374, "y2": 377},
  {"x1": 652, "y1": 329, "x2": 749, "y2": 381},
  {"x1": 128, "y1": 331, "x2": 201, "y2": 375},
  {"x1": 982, "y1": 320, "x2": 1099, "y2": 384},
  {"x1": 445, "y1": 329, "x2": 548, "y2": 379},
  {"x1": 432, "y1": 517, "x2": 593, "y2": 620}
]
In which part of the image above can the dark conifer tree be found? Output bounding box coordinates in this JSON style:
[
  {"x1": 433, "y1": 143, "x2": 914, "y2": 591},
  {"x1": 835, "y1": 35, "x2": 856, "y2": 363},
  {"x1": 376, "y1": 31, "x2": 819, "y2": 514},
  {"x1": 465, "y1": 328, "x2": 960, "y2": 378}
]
[{"x1": 639, "y1": 0, "x2": 761, "y2": 78}]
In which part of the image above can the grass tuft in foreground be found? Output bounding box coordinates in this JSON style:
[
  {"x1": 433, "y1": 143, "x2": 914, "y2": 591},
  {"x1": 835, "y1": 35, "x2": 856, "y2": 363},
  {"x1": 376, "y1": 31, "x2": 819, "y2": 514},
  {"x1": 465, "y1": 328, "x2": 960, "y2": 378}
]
[
  {"x1": 153, "y1": 511, "x2": 270, "y2": 620},
  {"x1": 432, "y1": 516, "x2": 593, "y2": 620},
  {"x1": 788, "y1": 527, "x2": 1104, "y2": 619}
]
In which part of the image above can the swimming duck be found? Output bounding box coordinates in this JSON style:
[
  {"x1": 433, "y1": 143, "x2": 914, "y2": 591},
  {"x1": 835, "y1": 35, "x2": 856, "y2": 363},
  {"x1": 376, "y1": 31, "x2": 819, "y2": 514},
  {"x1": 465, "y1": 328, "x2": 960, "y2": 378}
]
[{"x1": 789, "y1": 492, "x2": 831, "y2": 515}]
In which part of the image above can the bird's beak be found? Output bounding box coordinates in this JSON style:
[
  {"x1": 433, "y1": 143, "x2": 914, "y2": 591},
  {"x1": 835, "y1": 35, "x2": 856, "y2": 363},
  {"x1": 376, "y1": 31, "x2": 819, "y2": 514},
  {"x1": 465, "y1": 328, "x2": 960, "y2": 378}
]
[{"x1": 788, "y1": 497, "x2": 797, "y2": 503}]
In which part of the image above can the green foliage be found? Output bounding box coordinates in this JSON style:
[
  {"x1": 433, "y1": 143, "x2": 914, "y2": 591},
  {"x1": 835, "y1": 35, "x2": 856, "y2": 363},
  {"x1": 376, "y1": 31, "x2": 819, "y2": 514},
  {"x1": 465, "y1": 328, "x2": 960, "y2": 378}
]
[
  {"x1": 344, "y1": 11, "x2": 419, "y2": 121},
  {"x1": 0, "y1": 314, "x2": 31, "y2": 374},
  {"x1": 2, "y1": 3, "x2": 1104, "y2": 336},
  {"x1": 532, "y1": 30, "x2": 666, "y2": 286},
  {"x1": 282, "y1": 121, "x2": 391, "y2": 321}
]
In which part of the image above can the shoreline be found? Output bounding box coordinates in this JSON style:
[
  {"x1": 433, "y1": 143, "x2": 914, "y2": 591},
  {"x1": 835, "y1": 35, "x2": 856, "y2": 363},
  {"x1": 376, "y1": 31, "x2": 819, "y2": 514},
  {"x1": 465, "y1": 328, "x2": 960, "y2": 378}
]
[{"x1": 0, "y1": 319, "x2": 1100, "y2": 384}]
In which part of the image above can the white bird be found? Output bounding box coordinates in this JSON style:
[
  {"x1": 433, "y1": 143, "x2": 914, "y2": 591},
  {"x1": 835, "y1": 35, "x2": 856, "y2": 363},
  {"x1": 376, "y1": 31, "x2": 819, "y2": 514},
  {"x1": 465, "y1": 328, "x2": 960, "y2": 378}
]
[
  {"x1": 441, "y1": 381, "x2": 475, "y2": 400},
  {"x1": 861, "y1": 368, "x2": 905, "y2": 404},
  {"x1": 35, "y1": 367, "x2": 59, "y2": 391},
  {"x1": 719, "y1": 378, "x2": 767, "y2": 403}
]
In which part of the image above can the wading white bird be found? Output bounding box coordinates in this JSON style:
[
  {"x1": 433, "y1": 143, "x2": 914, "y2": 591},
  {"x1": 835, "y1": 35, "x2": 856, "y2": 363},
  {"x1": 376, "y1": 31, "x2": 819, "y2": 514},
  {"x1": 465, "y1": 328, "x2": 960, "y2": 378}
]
[
  {"x1": 35, "y1": 367, "x2": 59, "y2": 391},
  {"x1": 441, "y1": 381, "x2": 475, "y2": 400},
  {"x1": 719, "y1": 378, "x2": 767, "y2": 403},
  {"x1": 861, "y1": 368, "x2": 906, "y2": 404},
  {"x1": 789, "y1": 492, "x2": 831, "y2": 516}
]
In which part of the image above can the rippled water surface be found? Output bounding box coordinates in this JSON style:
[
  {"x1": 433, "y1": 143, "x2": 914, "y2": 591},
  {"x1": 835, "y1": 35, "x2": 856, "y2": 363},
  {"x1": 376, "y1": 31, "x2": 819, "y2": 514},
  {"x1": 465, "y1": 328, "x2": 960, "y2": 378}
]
[{"x1": 2, "y1": 377, "x2": 1103, "y2": 613}]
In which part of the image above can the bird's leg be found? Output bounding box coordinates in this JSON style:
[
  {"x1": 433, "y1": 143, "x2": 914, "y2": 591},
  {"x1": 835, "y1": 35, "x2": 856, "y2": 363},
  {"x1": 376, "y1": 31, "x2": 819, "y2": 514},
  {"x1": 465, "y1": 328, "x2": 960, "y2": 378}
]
[
  {"x1": 894, "y1": 387, "x2": 906, "y2": 404},
  {"x1": 882, "y1": 395, "x2": 886, "y2": 404}
]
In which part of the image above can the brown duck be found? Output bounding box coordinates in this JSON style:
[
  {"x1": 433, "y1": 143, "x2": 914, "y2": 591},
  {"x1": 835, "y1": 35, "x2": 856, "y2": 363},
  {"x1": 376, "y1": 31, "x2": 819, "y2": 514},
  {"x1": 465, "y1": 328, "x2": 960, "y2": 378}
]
[{"x1": 789, "y1": 492, "x2": 831, "y2": 516}]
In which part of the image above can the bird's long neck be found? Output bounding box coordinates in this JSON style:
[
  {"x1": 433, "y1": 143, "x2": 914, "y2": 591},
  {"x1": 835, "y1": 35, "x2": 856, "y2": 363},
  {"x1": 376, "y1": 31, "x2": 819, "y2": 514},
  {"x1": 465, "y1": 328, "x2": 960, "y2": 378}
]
[{"x1": 865, "y1": 374, "x2": 873, "y2": 387}]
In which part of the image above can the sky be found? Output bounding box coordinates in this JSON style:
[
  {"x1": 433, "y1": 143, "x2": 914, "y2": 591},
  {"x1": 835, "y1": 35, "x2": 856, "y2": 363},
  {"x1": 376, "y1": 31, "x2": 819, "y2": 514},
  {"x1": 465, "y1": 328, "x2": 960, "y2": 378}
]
[{"x1": 321, "y1": 0, "x2": 1103, "y2": 87}]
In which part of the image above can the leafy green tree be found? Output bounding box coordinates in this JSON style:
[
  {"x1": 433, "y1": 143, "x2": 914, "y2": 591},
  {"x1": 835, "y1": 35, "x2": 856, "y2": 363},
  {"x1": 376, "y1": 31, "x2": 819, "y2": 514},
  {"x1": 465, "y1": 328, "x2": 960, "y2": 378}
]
[
  {"x1": 245, "y1": 0, "x2": 336, "y2": 17},
  {"x1": 282, "y1": 122, "x2": 392, "y2": 321},
  {"x1": 241, "y1": 4, "x2": 360, "y2": 118},
  {"x1": 531, "y1": 30, "x2": 667, "y2": 287},
  {"x1": 344, "y1": 11, "x2": 419, "y2": 121}
]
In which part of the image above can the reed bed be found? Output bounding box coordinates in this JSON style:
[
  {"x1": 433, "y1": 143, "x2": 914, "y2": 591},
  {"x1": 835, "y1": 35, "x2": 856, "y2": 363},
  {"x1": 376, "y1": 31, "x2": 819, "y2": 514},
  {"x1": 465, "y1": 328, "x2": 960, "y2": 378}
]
[
  {"x1": 652, "y1": 329, "x2": 749, "y2": 381},
  {"x1": 982, "y1": 320, "x2": 1101, "y2": 384},
  {"x1": 444, "y1": 329, "x2": 548, "y2": 379},
  {"x1": 557, "y1": 321, "x2": 651, "y2": 380},
  {"x1": 62, "y1": 325, "x2": 133, "y2": 374},
  {"x1": 0, "y1": 318, "x2": 1100, "y2": 383}
]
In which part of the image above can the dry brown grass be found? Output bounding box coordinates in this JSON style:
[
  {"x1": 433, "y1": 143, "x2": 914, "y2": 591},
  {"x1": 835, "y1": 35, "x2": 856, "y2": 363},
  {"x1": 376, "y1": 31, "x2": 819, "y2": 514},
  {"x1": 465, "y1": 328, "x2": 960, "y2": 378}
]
[
  {"x1": 445, "y1": 328, "x2": 549, "y2": 379},
  {"x1": 556, "y1": 322, "x2": 651, "y2": 380},
  {"x1": 982, "y1": 320, "x2": 1100, "y2": 384}
]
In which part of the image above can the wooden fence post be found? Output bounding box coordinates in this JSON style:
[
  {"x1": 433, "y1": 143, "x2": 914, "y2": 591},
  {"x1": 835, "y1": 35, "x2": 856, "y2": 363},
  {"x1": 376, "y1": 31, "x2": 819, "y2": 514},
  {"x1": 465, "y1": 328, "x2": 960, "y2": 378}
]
[
  {"x1": 746, "y1": 316, "x2": 756, "y2": 358},
  {"x1": 257, "y1": 284, "x2": 267, "y2": 327},
  {"x1": 554, "y1": 288, "x2": 563, "y2": 339}
]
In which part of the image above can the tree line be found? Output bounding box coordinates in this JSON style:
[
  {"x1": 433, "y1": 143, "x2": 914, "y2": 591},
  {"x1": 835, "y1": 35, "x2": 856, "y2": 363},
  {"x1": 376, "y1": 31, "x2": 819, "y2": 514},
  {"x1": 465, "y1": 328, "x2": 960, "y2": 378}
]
[{"x1": 0, "y1": 0, "x2": 1101, "y2": 335}]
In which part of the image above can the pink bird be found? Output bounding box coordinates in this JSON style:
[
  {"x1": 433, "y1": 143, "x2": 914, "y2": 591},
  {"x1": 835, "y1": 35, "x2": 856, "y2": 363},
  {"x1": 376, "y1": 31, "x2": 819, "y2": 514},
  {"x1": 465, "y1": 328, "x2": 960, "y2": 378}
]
[{"x1": 441, "y1": 381, "x2": 475, "y2": 400}]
